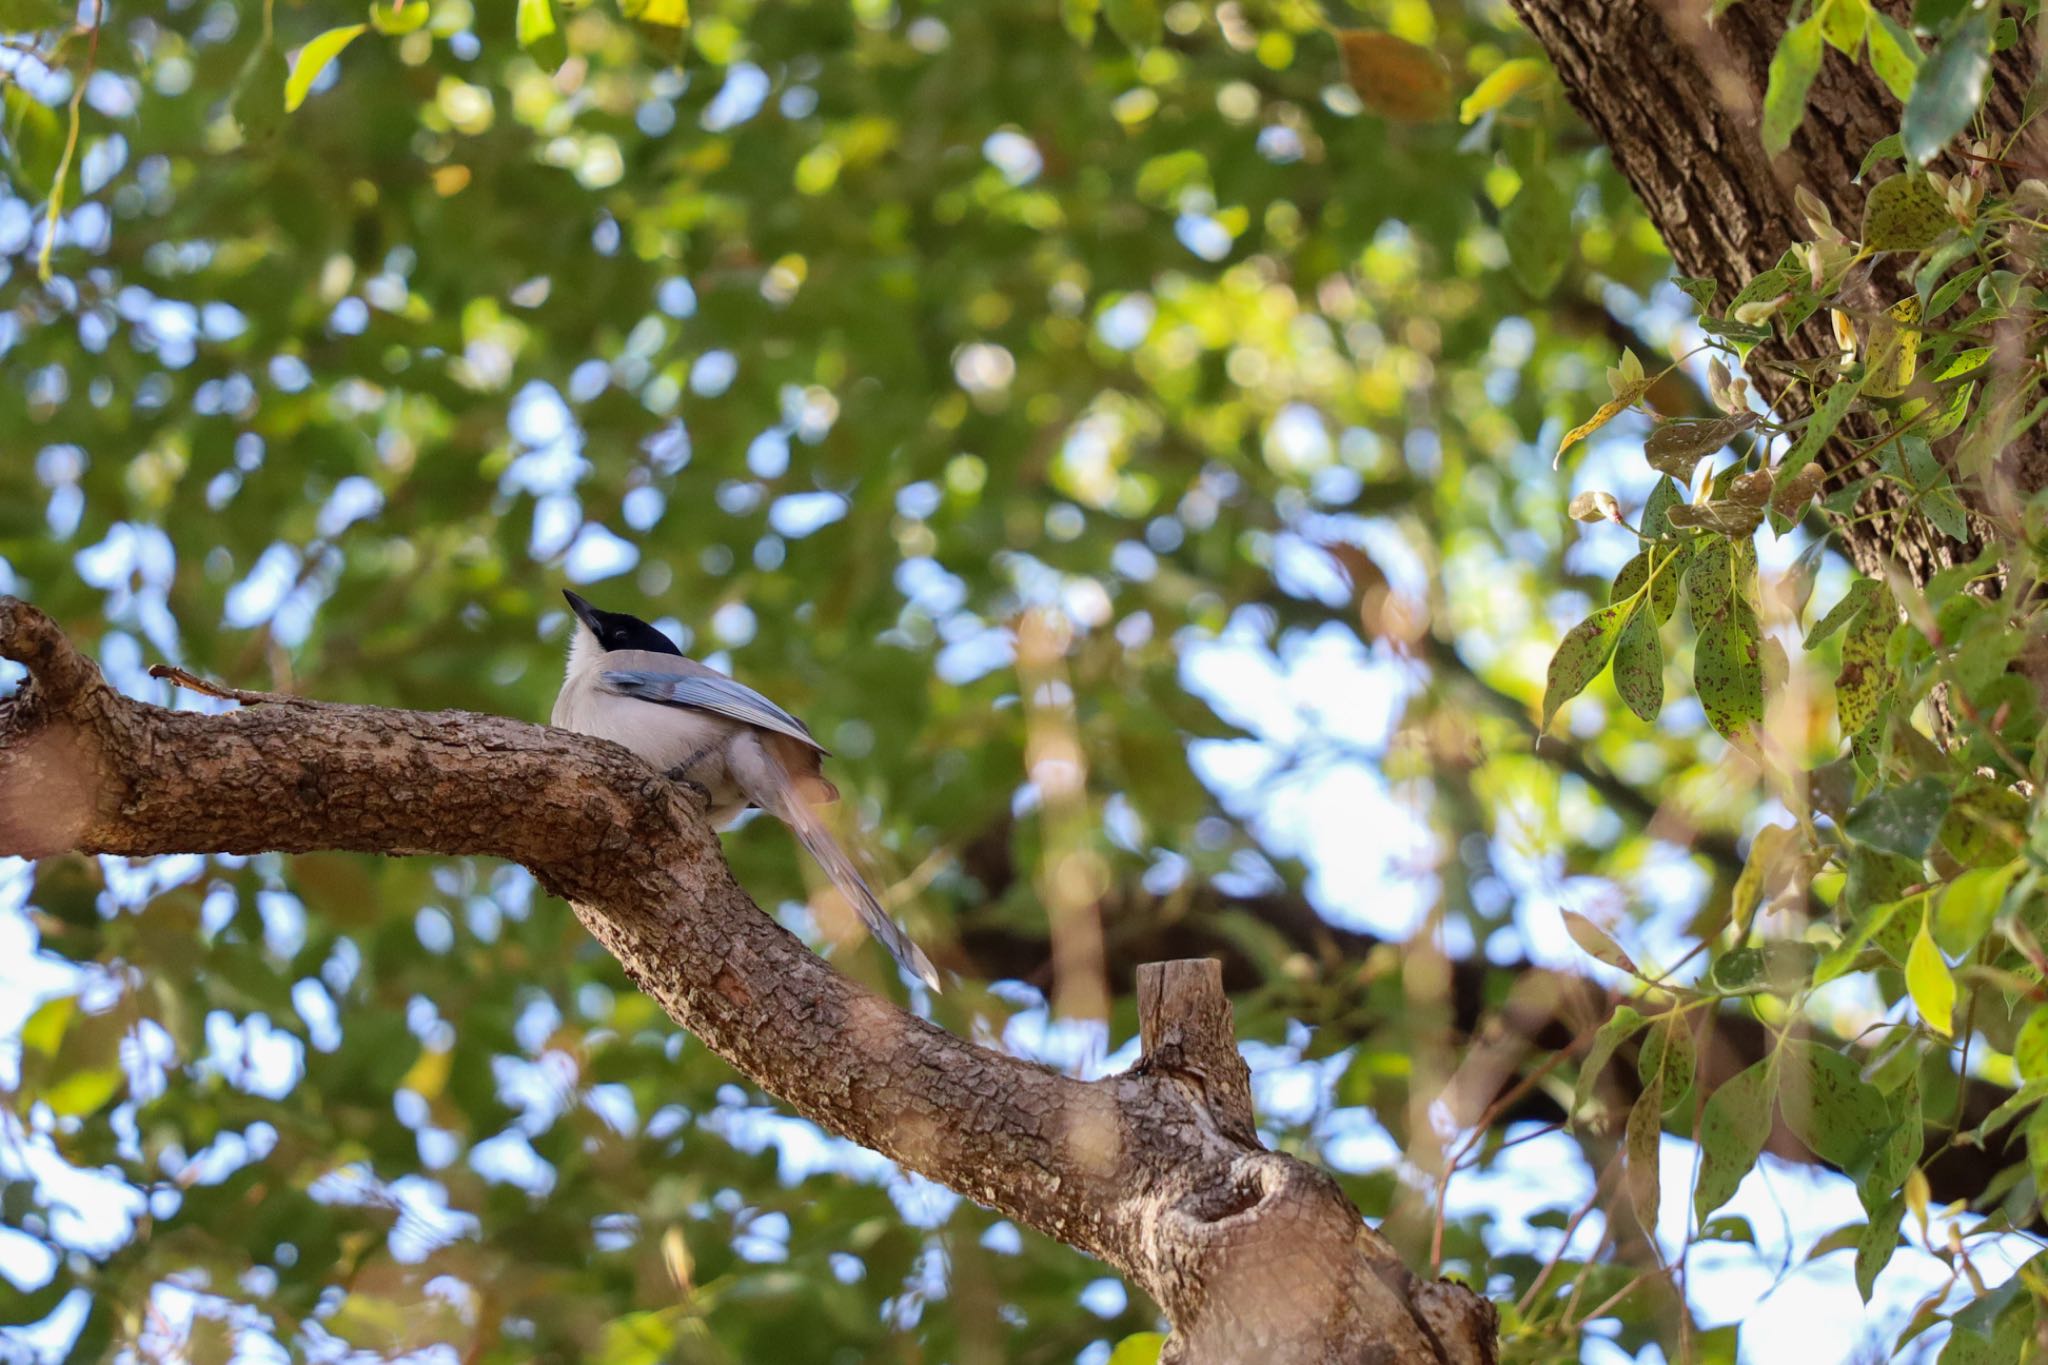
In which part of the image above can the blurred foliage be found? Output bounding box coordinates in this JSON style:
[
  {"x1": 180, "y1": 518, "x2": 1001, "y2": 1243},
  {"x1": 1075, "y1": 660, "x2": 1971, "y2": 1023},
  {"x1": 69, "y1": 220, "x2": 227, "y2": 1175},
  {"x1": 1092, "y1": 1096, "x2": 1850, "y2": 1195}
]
[{"x1": 2, "y1": 0, "x2": 2044, "y2": 1359}]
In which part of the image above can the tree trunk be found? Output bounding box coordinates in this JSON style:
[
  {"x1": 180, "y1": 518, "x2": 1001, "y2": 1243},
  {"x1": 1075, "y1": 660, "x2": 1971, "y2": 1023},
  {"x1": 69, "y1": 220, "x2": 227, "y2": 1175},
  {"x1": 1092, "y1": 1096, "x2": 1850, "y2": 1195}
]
[
  {"x1": 0, "y1": 598, "x2": 1497, "y2": 1365},
  {"x1": 1508, "y1": 0, "x2": 2044, "y2": 588}
]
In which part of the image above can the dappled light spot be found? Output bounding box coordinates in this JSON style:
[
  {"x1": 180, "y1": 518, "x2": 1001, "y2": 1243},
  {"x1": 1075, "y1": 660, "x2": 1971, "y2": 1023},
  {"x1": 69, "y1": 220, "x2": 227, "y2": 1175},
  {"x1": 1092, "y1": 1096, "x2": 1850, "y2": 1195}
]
[{"x1": 1059, "y1": 1087, "x2": 1121, "y2": 1178}]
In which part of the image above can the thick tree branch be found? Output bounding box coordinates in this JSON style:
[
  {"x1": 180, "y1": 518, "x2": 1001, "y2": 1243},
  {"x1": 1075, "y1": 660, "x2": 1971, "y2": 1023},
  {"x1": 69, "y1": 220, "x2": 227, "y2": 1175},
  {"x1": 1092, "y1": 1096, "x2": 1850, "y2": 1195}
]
[{"x1": 0, "y1": 598, "x2": 1495, "y2": 1365}]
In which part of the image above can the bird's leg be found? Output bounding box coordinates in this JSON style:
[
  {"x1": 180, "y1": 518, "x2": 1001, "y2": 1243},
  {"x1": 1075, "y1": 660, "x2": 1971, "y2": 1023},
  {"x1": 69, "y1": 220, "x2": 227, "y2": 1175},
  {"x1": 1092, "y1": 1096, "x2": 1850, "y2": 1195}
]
[{"x1": 663, "y1": 744, "x2": 718, "y2": 809}]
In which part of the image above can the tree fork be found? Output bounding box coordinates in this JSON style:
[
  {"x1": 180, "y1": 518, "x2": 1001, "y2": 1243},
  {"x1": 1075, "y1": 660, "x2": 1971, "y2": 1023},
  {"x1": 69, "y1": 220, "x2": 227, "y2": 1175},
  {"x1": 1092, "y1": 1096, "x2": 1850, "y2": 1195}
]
[{"x1": 0, "y1": 598, "x2": 1496, "y2": 1365}]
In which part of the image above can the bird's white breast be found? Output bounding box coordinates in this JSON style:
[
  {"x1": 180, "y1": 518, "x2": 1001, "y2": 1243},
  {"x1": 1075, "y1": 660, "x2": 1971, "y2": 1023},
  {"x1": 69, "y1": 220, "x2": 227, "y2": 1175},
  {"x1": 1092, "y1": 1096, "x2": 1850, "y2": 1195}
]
[{"x1": 552, "y1": 651, "x2": 751, "y2": 820}]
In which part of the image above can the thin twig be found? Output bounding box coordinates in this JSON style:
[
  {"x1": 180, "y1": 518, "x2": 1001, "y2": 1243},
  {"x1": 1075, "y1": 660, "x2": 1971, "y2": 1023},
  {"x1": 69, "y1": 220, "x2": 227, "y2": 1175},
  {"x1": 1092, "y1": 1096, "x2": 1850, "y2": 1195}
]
[
  {"x1": 1565, "y1": 1266, "x2": 1662, "y2": 1331},
  {"x1": 147, "y1": 664, "x2": 308, "y2": 707}
]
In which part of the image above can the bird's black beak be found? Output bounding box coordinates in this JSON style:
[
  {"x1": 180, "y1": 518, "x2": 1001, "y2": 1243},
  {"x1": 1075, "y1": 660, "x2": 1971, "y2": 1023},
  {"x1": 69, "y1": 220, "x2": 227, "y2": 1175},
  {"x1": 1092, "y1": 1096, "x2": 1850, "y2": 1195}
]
[{"x1": 562, "y1": 589, "x2": 603, "y2": 634}]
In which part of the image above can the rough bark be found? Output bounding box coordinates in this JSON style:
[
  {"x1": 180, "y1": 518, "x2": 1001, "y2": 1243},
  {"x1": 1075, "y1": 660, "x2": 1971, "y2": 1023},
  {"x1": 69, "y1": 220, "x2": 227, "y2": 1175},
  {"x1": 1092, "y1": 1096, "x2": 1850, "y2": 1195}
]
[
  {"x1": 0, "y1": 597, "x2": 1496, "y2": 1365},
  {"x1": 1507, "y1": 0, "x2": 2043, "y2": 585}
]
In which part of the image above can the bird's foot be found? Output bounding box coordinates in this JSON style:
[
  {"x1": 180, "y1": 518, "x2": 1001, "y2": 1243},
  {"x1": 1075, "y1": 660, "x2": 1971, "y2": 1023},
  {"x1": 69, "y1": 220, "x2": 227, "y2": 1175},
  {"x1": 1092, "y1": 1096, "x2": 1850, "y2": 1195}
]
[{"x1": 662, "y1": 767, "x2": 714, "y2": 810}]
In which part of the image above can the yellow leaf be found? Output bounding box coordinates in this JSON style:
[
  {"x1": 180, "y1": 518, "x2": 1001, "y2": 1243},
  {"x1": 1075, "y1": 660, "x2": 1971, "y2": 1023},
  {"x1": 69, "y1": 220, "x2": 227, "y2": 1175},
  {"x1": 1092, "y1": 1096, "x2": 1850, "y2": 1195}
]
[
  {"x1": 516, "y1": 0, "x2": 556, "y2": 46},
  {"x1": 1906, "y1": 907, "x2": 1955, "y2": 1037},
  {"x1": 400, "y1": 1046, "x2": 452, "y2": 1101},
  {"x1": 1460, "y1": 57, "x2": 1546, "y2": 124},
  {"x1": 1337, "y1": 30, "x2": 1452, "y2": 122},
  {"x1": 1731, "y1": 823, "x2": 1800, "y2": 937},
  {"x1": 1555, "y1": 379, "x2": 1653, "y2": 467},
  {"x1": 42, "y1": 1064, "x2": 122, "y2": 1117},
  {"x1": 285, "y1": 24, "x2": 367, "y2": 113},
  {"x1": 367, "y1": 1, "x2": 430, "y2": 36},
  {"x1": 19, "y1": 995, "x2": 74, "y2": 1057},
  {"x1": 621, "y1": 0, "x2": 689, "y2": 26},
  {"x1": 1107, "y1": 1334, "x2": 1167, "y2": 1365},
  {"x1": 1862, "y1": 296, "x2": 1920, "y2": 399}
]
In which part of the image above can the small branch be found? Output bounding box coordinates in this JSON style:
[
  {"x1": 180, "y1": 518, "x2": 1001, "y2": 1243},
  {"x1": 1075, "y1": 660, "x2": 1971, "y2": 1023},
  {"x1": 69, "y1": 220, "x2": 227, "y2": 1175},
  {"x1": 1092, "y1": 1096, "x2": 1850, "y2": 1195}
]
[{"x1": 147, "y1": 664, "x2": 308, "y2": 707}]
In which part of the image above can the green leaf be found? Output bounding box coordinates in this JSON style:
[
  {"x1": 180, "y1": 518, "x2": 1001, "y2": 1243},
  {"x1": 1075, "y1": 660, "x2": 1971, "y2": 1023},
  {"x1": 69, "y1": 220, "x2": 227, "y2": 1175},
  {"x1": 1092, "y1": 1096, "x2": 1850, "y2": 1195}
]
[
  {"x1": 1933, "y1": 860, "x2": 2018, "y2": 955},
  {"x1": 1574, "y1": 1005, "x2": 1648, "y2": 1120},
  {"x1": 2015, "y1": 1005, "x2": 2048, "y2": 1084},
  {"x1": 1644, "y1": 414, "x2": 1757, "y2": 484},
  {"x1": 1541, "y1": 599, "x2": 1632, "y2": 730},
  {"x1": 1061, "y1": 0, "x2": 1099, "y2": 43},
  {"x1": 1846, "y1": 776, "x2": 1951, "y2": 860},
  {"x1": 1777, "y1": 372, "x2": 1865, "y2": 487},
  {"x1": 1861, "y1": 173, "x2": 1951, "y2": 251},
  {"x1": 1612, "y1": 598, "x2": 1663, "y2": 721},
  {"x1": 1905, "y1": 906, "x2": 1956, "y2": 1037},
  {"x1": 1625, "y1": 1084, "x2": 1664, "y2": 1232},
  {"x1": 1816, "y1": 893, "x2": 1915, "y2": 984},
  {"x1": 1818, "y1": 0, "x2": 1868, "y2": 54},
  {"x1": 286, "y1": 24, "x2": 368, "y2": 113},
  {"x1": 1640, "y1": 476, "x2": 1689, "y2": 542},
  {"x1": 1780, "y1": 1041, "x2": 1891, "y2": 1169},
  {"x1": 1856, "y1": 1194, "x2": 1905, "y2": 1302},
  {"x1": 0, "y1": 1269, "x2": 71, "y2": 1327},
  {"x1": 1918, "y1": 487, "x2": 1970, "y2": 543},
  {"x1": 1108, "y1": 1333, "x2": 1167, "y2": 1365},
  {"x1": 1685, "y1": 536, "x2": 1735, "y2": 614},
  {"x1": 1938, "y1": 1249, "x2": 2041, "y2": 1361},
  {"x1": 63, "y1": 1297, "x2": 113, "y2": 1365},
  {"x1": 233, "y1": 40, "x2": 291, "y2": 142},
  {"x1": 1611, "y1": 544, "x2": 1684, "y2": 624},
  {"x1": 0, "y1": 0, "x2": 70, "y2": 27},
  {"x1": 1854, "y1": 1075, "x2": 1922, "y2": 1213},
  {"x1": 1675, "y1": 276, "x2": 1719, "y2": 309},
  {"x1": 1460, "y1": 57, "x2": 1546, "y2": 123},
  {"x1": 1857, "y1": 132, "x2": 1905, "y2": 182},
  {"x1": 1638, "y1": 1013, "x2": 1695, "y2": 1112},
  {"x1": 1931, "y1": 347, "x2": 1990, "y2": 382},
  {"x1": 1103, "y1": 0, "x2": 1161, "y2": 51},
  {"x1": 2, "y1": 85, "x2": 64, "y2": 194},
  {"x1": 1924, "y1": 259, "x2": 1985, "y2": 316},
  {"x1": 1562, "y1": 909, "x2": 1638, "y2": 974},
  {"x1": 1503, "y1": 165, "x2": 1571, "y2": 299},
  {"x1": 1866, "y1": 14, "x2": 1922, "y2": 103},
  {"x1": 1710, "y1": 941, "x2": 1819, "y2": 996},
  {"x1": 1902, "y1": 8, "x2": 1991, "y2": 166},
  {"x1": 1762, "y1": 14, "x2": 1825, "y2": 155},
  {"x1": 1833, "y1": 585, "x2": 1895, "y2": 735},
  {"x1": 1695, "y1": 599, "x2": 1764, "y2": 743},
  {"x1": 1695, "y1": 1057, "x2": 1775, "y2": 1220}
]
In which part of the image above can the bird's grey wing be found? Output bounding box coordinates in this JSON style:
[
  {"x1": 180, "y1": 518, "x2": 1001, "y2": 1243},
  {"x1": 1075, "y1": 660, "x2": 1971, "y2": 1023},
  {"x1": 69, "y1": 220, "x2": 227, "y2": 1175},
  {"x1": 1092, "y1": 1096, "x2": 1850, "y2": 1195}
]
[{"x1": 598, "y1": 669, "x2": 828, "y2": 753}]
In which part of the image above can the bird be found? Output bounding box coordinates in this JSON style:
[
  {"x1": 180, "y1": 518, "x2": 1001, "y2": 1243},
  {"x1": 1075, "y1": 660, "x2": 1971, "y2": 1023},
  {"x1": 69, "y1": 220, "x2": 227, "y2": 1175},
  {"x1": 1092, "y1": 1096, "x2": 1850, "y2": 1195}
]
[{"x1": 551, "y1": 589, "x2": 941, "y2": 992}]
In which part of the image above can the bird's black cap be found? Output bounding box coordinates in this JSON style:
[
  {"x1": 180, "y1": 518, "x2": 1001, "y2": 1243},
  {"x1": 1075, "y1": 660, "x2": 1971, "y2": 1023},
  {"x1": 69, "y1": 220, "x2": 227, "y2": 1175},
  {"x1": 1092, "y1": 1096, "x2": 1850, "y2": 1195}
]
[{"x1": 563, "y1": 589, "x2": 684, "y2": 656}]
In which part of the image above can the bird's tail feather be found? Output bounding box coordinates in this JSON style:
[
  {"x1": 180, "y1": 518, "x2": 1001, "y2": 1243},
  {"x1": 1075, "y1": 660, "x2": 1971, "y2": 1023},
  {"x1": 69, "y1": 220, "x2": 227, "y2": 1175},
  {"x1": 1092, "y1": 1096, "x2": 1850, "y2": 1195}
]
[{"x1": 751, "y1": 756, "x2": 941, "y2": 993}]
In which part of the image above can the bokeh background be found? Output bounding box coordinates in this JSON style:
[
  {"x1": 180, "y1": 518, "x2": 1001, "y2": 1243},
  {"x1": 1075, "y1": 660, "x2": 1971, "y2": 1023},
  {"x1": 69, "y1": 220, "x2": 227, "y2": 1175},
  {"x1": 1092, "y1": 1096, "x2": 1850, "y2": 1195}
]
[{"x1": 0, "y1": 0, "x2": 2032, "y2": 1360}]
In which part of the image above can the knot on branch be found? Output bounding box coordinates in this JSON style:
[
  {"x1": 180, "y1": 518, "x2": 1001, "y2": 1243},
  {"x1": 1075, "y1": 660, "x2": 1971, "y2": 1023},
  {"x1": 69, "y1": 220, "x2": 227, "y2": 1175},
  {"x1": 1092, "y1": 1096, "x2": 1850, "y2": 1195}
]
[
  {"x1": 0, "y1": 596, "x2": 103, "y2": 713},
  {"x1": 1135, "y1": 958, "x2": 1258, "y2": 1146},
  {"x1": 0, "y1": 597, "x2": 112, "y2": 859},
  {"x1": 1151, "y1": 1153, "x2": 1496, "y2": 1365}
]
